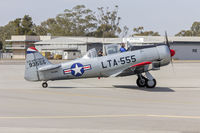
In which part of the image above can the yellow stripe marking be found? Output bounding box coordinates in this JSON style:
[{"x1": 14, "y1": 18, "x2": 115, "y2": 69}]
[{"x1": 1, "y1": 114, "x2": 200, "y2": 119}]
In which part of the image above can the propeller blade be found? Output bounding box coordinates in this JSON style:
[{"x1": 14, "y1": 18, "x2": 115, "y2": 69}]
[
  {"x1": 165, "y1": 31, "x2": 174, "y2": 69},
  {"x1": 165, "y1": 31, "x2": 170, "y2": 49},
  {"x1": 170, "y1": 59, "x2": 173, "y2": 67}
]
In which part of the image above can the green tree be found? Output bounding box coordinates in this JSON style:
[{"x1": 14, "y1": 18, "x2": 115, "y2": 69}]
[
  {"x1": 36, "y1": 5, "x2": 126, "y2": 37},
  {"x1": 95, "y1": 5, "x2": 121, "y2": 37},
  {"x1": 0, "y1": 41, "x2": 2, "y2": 50},
  {"x1": 39, "y1": 18, "x2": 60, "y2": 35},
  {"x1": 39, "y1": 5, "x2": 97, "y2": 36},
  {"x1": 175, "y1": 30, "x2": 193, "y2": 36},
  {"x1": 0, "y1": 21, "x2": 17, "y2": 48},
  {"x1": 21, "y1": 15, "x2": 36, "y2": 35},
  {"x1": 12, "y1": 18, "x2": 24, "y2": 35},
  {"x1": 0, "y1": 5, "x2": 128, "y2": 50},
  {"x1": 121, "y1": 26, "x2": 129, "y2": 37},
  {"x1": 176, "y1": 21, "x2": 200, "y2": 36},
  {"x1": 0, "y1": 15, "x2": 36, "y2": 50},
  {"x1": 34, "y1": 25, "x2": 48, "y2": 35},
  {"x1": 133, "y1": 26, "x2": 160, "y2": 36}
]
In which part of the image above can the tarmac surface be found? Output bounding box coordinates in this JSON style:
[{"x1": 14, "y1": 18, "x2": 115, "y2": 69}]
[{"x1": 1, "y1": 62, "x2": 200, "y2": 133}]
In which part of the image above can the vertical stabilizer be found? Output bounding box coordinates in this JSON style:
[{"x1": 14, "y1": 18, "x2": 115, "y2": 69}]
[{"x1": 24, "y1": 47, "x2": 51, "y2": 81}]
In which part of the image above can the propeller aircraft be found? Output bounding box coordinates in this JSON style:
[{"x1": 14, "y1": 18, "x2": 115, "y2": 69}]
[{"x1": 25, "y1": 34, "x2": 175, "y2": 88}]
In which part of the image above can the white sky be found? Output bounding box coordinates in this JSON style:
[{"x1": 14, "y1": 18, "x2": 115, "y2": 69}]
[{"x1": 0, "y1": 0, "x2": 199, "y2": 36}]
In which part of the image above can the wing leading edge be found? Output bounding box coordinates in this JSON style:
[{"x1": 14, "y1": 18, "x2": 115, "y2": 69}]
[{"x1": 109, "y1": 61, "x2": 152, "y2": 77}]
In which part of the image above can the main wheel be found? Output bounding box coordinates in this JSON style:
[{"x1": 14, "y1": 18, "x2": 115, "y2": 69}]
[
  {"x1": 146, "y1": 79, "x2": 156, "y2": 88},
  {"x1": 136, "y1": 77, "x2": 147, "y2": 87},
  {"x1": 42, "y1": 82, "x2": 48, "y2": 88}
]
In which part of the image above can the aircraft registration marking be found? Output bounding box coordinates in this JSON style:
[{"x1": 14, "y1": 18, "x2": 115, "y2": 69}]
[
  {"x1": 101, "y1": 55, "x2": 136, "y2": 69},
  {"x1": 27, "y1": 58, "x2": 47, "y2": 68}
]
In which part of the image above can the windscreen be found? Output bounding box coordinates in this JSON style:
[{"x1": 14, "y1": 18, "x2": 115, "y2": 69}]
[{"x1": 82, "y1": 48, "x2": 98, "y2": 59}]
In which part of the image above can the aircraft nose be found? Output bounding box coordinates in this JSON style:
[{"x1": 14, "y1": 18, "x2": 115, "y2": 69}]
[{"x1": 170, "y1": 49, "x2": 175, "y2": 57}]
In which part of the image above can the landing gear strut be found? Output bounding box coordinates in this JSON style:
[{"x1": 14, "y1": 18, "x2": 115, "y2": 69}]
[
  {"x1": 136, "y1": 72, "x2": 157, "y2": 88},
  {"x1": 42, "y1": 82, "x2": 48, "y2": 88}
]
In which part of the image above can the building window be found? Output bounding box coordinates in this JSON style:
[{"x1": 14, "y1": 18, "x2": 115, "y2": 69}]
[
  {"x1": 73, "y1": 53, "x2": 76, "y2": 56},
  {"x1": 192, "y1": 49, "x2": 197, "y2": 53}
]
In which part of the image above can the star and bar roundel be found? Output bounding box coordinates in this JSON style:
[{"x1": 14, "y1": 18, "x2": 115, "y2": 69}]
[{"x1": 63, "y1": 63, "x2": 92, "y2": 77}]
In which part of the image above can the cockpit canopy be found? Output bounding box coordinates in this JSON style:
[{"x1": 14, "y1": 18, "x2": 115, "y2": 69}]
[
  {"x1": 82, "y1": 48, "x2": 98, "y2": 59},
  {"x1": 104, "y1": 44, "x2": 120, "y2": 55},
  {"x1": 82, "y1": 44, "x2": 124, "y2": 59}
]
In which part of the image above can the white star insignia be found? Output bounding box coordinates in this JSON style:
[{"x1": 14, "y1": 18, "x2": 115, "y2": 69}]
[{"x1": 72, "y1": 64, "x2": 83, "y2": 75}]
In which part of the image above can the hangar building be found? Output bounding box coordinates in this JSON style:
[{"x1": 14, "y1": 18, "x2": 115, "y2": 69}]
[
  {"x1": 5, "y1": 36, "x2": 55, "y2": 59},
  {"x1": 5, "y1": 35, "x2": 200, "y2": 60},
  {"x1": 129, "y1": 36, "x2": 200, "y2": 60},
  {"x1": 34, "y1": 37, "x2": 122, "y2": 59}
]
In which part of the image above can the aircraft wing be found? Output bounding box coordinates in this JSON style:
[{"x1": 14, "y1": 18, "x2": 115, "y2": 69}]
[
  {"x1": 109, "y1": 70, "x2": 125, "y2": 77},
  {"x1": 38, "y1": 64, "x2": 61, "y2": 72},
  {"x1": 111, "y1": 62, "x2": 152, "y2": 77}
]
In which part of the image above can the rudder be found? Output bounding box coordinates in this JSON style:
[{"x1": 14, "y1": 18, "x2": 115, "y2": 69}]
[{"x1": 24, "y1": 47, "x2": 51, "y2": 81}]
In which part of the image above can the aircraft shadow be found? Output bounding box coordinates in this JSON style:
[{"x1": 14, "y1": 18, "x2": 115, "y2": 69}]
[
  {"x1": 48, "y1": 86, "x2": 114, "y2": 89},
  {"x1": 49, "y1": 85, "x2": 174, "y2": 92},
  {"x1": 48, "y1": 87, "x2": 76, "y2": 89},
  {"x1": 113, "y1": 85, "x2": 175, "y2": 92},
  {"x1": 169, "y1": 87, "x2": 200, "y2": 89}
]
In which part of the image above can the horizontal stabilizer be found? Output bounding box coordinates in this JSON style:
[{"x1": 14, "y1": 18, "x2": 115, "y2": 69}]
[{"x1": 38, "y1": 64, "x2": 61, "y2": 72}]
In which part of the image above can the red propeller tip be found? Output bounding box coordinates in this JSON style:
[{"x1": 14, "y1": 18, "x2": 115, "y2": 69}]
[{"x1": 170, "y1": 49, "x2": 175, "y2": 57}]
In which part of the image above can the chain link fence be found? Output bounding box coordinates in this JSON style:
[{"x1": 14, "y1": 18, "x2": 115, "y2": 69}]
[{"x1": 0, "y1": 52, "x2": 13, "y2": 59}]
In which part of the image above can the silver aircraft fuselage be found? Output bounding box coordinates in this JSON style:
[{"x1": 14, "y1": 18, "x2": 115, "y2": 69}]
[{"x1": 34, "y1": 45, "x2": 171, "y2": 81}]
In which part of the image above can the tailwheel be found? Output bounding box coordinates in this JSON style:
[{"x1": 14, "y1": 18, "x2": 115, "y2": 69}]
[
  {"x1": 146, "y1": 79, "x2": 157, "y2": 88},
  {"x1": 42, "y1": 82, "x2": 48, "y2": 88},
  {"x1": 136, "y1": 75, "x2": 147, "y2": 88}
]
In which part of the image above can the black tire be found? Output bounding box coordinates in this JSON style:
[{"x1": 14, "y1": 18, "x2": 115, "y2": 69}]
[
  {"x1": 42, "y1": 82, "x2": 48, "y2": 88},
  {"x1": 146, "y1": 79, "x2": 156, "y2": 88},
  {"x1": 136, "y1": 77, "x2": 147, "y2": 87}
]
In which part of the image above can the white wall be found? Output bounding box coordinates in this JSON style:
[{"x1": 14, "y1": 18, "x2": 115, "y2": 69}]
[
  {"x1": 63, "y1": 51, "x2": 81, "y2": 60},
  {"x1": 172, "y1": 43, "x2": 200, "y2": 60},
  {"x1": 13, "y1": 50, "x2": 25, "y2": 59}
]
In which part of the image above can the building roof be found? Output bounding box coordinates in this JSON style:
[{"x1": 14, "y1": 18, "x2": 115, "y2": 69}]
[
  {"x1": 34, "y1": 37, "x2": 123, "y2": 45},
  {"x1": 35, "y1": 36, "x2": 200, "y2": 45},
  {"x1": 132, "y1": 36, "x2": 200, "y2": 43},
  {"x1": 6, "y1": 35, "x2": 200, "y2": 45},
  {"x1": 6, "y1": 35, "x2": 55, "y2": 42},
  {"x1": 35, "y1": 37, "x2": 85, "y2": 45}
]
